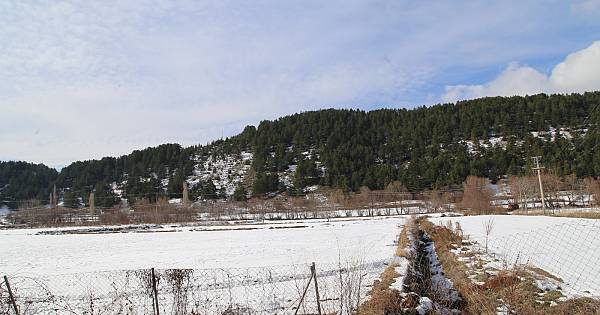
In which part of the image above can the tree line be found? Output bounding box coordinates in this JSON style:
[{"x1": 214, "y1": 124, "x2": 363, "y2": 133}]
[{"x1": 2, "y1": 92, "x2": 600, "y2": 209}]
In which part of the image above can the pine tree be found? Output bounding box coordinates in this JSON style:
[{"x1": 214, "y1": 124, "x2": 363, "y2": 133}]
[
  {"x1": 201, "y1": 180, "x2": 218, "y2": 199},
  {"x1": 63, "y1": 190, "x2": 79, "y2": 208},
  {"x1": 233, "y1": 185, "x2": 247, "y2": 201}
]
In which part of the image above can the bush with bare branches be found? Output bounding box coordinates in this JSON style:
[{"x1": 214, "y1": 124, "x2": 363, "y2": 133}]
[{"x1": 460, "y1": 176, "x2": 493, "y2": 214}]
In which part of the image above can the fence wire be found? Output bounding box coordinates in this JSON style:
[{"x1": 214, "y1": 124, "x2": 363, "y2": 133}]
[
  {"x1": 472, "y1": 218, "x2": 600, "y2": 298},
  {"x1": 1, "y1": 260, "x2": 388, "y2": 315},
  {"x1": 5, "y1": 218, "x2": 599, "y2": 314}
]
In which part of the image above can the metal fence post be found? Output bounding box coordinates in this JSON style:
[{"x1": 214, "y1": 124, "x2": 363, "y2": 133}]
[
  {"x1": 3, "y1": 275, "x2": 19, "y2": 315},
  {"x1": 311, "y1": 262, "x2": 322, "y2": 315},
  {"x1": 151, "y1": 268, "x2": 160, "y2": 315}
]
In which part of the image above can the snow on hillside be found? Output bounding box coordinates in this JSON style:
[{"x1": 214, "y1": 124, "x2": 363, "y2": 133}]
[
  {"x1": 104, "y1": 146, "x2": 327, "y2": 201},
  {"x1": 531, "y1": 127, "x2": 578, "y2": 141},
  {"x1": 460, "y1": 126, "x2": 585, "y2": 156},
  {"x1": 188, "y1": 151, "x2": 253, "y2": 196},
  {"x1": 461, "y1": 136, "x2": 507, "y2": 154},
  {"x1": 278, "y1": 148, "x2": 324, "y2": 192},
  {"x1": 279, "y1": 164, "x2": 297, "y2": 187}
]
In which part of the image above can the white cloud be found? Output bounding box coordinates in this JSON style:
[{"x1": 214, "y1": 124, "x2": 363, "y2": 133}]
[
  {"x1": 572, "y1": 0, "x2": 600, "y2": 13},
  {"x1": 550, "y1": 41, "x2": 600, "y2": 91},
  {"x1": 443, "y1": 41, "x2": 600, "y2": 102},
  {"x1": 1, "y1": 1, "x2": 600, "y2": 166}
]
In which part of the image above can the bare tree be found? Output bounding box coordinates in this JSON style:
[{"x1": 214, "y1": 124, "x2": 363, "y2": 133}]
[
  {"x1": 384, "y1": 180, "x2": 402, "y2": 191},
  {"x1": 508, "y1": 175, "x2": 540, "y2": 212},
  {"x1": 508, "y1": 176, "x2": 527, "y2": 211},
  {"x1": 356, "y1": 186, "x2": 372, "y2": 216},
  {"x1": 584, "y1": 177, "x2": 600, "y2": 207},
  {"x1": 329, "y1": 188, "x2": 348, "y2": 206},
  {"x1": 454, "y1": 221, "x2": 464, "y2": 239},
  {"x1": 460, "y1": 176, "x2": 493, "y2": 214},
  {"x1": 385, "y1": 181, "x2": 410, "y2": 214},
  {"x1": 425, "y1": 190, "x2": 450, "y2": 213},
  {"x1": 484, "y1": 218, "x2": 495, "y2": 253},
  {"x1": 540, "y1": 172, "x2": 563, "y2": 210},
  {"x1": 563, "y1": 174, "x2": 581, "y2": 207},
  {"x1": 523, "y1": 175, "x2": 540, "y2": 211}
]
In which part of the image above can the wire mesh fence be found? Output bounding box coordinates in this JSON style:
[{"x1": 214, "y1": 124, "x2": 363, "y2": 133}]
[
  {"x1": 1, "y1": 259, "x2": 389, "y2": 315},
  {"x1": 4, "y1": 217, "x2": 600, "y2": 314},
  {"x1": 470, "y1": 218, "x2": 600, "y2": 298},
  {"x1": 416, "y1": 216, "x2": 600, "y2": 315}
]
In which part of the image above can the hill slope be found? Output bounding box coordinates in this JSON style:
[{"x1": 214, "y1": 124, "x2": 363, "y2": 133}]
[
  {"x1": 0, "y1": 161, "x2": 58, "y2": 209},
  {"x1": 2, "y1": 92, "x2": 600, "y2": 208}
]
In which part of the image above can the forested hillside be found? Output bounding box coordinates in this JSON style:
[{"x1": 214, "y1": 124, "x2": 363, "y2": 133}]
[
  {"x1": 0, "y1": 161, "x2": 58, "y2": 209},
  {"x1": 2, "y1": 92, "x2": 600, "y2": 209}
]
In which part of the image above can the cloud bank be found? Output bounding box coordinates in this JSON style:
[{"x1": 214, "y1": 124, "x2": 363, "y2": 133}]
[
  {"x1": 443, "y1": 41, "x2": 600, "y2": 102},
  {"x1": 1, "y1": 1, "x2": 600, "y2": 167}
]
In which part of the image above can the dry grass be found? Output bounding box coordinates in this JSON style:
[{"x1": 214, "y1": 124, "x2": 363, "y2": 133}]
[
  {"x1": 355, "y1": 221, "x2": 412, "y2": 315},
  {"x1": 547, "y1": 298, "x2": 600, "y2": 315},
  {"x1": 395, "y1": 220, "x2": 410, "y2": 258},
  {"x1": 526, "y1": 266, "x2": 563, "y2": 283},
  {"x1": 419, "y1": 218, "x2": 498, "y2": 314},
  {"x1": 355, "y1": 265, "x2": 402, "y2": 314},
  {"x1": 420, "y1": 217, "x2": 600, "y2": 315}
]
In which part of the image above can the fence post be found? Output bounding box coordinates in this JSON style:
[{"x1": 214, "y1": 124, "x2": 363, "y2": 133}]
[
  {"x1": 311, "y1": 262, "x2": 322, "y2": 315},
  {"x1": 294, "y1": 270, "x2": 314, "y2": 315},
  {"x1": 151, "y1": 268, "x2": 160, "y2": 315},
  {"x1": 3, "y1": 276, "x2": 19, "y2": 315}
]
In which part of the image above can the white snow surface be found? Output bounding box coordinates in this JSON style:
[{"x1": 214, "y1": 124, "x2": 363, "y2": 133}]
[
  {"x1": 433, "y1": 215, "x2": 600, "y2": 297},
  {"x1": 425, "y1": 238, "x2": 460, "y2": 304},
  {"x1": 416, "y1": 297, "x2": 433, "y2": 315},
  {"x1": 0, "y1": 216, "x2": 405, "y2": 276},
  {"x1": 1, "y1": 216, "x2": 407, "y2": 314}
]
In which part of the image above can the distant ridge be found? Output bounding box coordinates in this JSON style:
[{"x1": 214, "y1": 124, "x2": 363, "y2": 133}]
[{"x1": 2, "y1": 91, "x2": 600, "y2": 209}]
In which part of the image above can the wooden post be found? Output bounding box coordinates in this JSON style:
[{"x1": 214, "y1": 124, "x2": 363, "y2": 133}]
[
  {"x1": 311, "y1": 262, "x2": 322, "y2": 315},
  {"x1": 3, "y1": 275, "x2": 19, "y2": 315},
  {"x1": 151, "y1": 268, "x2": 160, "y2": 315},
  {"x1": 294, "y1": 271, "x2": 314, "y2": 315}
]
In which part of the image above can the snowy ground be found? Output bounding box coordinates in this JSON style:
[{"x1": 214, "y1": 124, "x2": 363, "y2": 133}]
[
  {"x1": 0, "y1": 216, "x2": 406, "y2": 314},
  {"x1": 432, "y1": 215, "x2": 600, "y2": 298},
  {"x1": 1, "y1": 216, "x2": 405, "y2": 275}
]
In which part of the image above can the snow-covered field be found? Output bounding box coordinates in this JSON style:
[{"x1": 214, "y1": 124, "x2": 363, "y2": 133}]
[
  {"x1": 0, "y1": 216, "x2": 405, "y2": 314},
  {"x1": 1, "y1": 216, "x2": 404, "y2": 275},
  {"x1": 433, "y1": 215, "x2": 600, "y2": 298}
]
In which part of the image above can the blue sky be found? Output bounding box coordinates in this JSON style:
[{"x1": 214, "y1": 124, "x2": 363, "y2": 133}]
[{"x1": 1, "y1": 0, "x2": 600, "y2": 168}]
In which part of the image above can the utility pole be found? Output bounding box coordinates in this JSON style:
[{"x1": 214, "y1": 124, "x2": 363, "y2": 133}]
[{"x1": 532, "y1": 156, "x2": 546, "y2": 214}]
